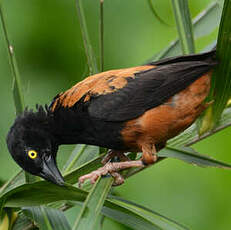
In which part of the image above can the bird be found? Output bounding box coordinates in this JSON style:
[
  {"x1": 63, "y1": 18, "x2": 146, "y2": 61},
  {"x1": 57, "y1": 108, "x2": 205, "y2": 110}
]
[{"x1": 7, "y1": 49, "x2": 217, "y2": 186}]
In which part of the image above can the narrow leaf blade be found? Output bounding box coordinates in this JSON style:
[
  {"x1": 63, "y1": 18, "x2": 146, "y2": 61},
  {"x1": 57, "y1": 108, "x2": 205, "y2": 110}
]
[
  {"x1": 75, "y1": 0, "x2": 98, "y2": 74},
  {"x1": 171, "y1": 0, "x2": 195, "y2": 54},
  {"x1": 107, "y1": 196, "x2": 188, "y2": 230},
  {"x1": 72, "y1": 178, "x2": 113, "y2": 230},
  {"x1": 1, "y1": 182, "x2": 87, "y2": 208},
  {"x1": 23, "y1": 206, "x2": 71, "y2": 230},
  {"x1": 210, "y1": 0, "x2": 231, "y2": 124},
  {"x1": 151, "y1": 1, "x2": 221, "y2": 61},
  {"x1": 159, "y1": 146, "x2": 231, "y2": 169}
]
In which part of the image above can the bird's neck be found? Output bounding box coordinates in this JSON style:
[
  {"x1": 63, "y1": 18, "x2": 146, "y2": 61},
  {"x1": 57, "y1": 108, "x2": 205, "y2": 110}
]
[{"x1": 49, "y1": 111, "x2": 93, "y2": 145}]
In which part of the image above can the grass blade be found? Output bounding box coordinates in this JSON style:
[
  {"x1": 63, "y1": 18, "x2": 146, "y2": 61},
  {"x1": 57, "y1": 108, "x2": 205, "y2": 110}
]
[
  {"x1": 0, "y1": 4, "x2": 24, "y2": 115},
  {"x1": 99, "y1": 0, "x2": 104, "y2": 72},
  {"x1": 158, "y1": 146, "x2": 231, "y2": 169},
  {"x1": 23, "y1": 206, "x2": 71, "y2": 230},
  {"x1": 171, "y1": 0, "x2": 195, "y2": 54},
  {"x1": 0, "y1": 3, "x2": 35, "y2": 184},
  {"x1": 12, "y1": 212, "x2": 33, "y2": 230},
  {"x1": 63, "y1": 145, "x2": 100, "y2": 175},
  {"x1": 72, "y1": 178, "x2": 113, "y2": 230},
  {"x1": 151, "y1": 1, "x2": 221, "y2": 61},
  {"x1": 209, "y1": 0, "x2": 231, "y2": 125},
  {"x1": 63, "y1": 145, "x2": 87, "y2": 174},
  {"x1": 58, "y1": 197, "x2": 188, "y2": 230},
  {"x1": 75, "y1": 0, "x2": 98, "y2": 75},
  {"x1": 1, "y1": 182, "x2": 87, "y2": 209},
  {"x1": 0, "y1": 171, "x2": 25, "y2": 196},
  {"x1": 107, "y1": 196, "x2": 188, "y2": 230}
]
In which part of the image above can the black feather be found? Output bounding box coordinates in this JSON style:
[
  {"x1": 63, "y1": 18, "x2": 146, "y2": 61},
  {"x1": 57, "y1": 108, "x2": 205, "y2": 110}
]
[{"x1": 88, "y1": 50, "x2": 217, "y2": 122}]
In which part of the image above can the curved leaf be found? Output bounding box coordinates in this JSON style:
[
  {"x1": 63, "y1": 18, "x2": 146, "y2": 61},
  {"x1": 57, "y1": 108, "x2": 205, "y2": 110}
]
[{"x1": 1, "y1": 182, "x2": 87, "y2": 208}]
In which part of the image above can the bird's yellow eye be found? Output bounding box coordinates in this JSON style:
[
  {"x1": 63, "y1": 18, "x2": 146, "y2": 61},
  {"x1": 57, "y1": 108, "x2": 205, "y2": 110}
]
[{"x1": 28, "y1": 150, "x2": 38, "y2": 159}]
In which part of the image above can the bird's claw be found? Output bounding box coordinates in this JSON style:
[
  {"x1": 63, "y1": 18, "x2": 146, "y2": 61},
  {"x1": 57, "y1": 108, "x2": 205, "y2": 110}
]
[
  {"x1": 78, "y1": 171, "x2": 102, "y2": 187},
  {"x1": 78, "y1": 163, "x2": 125, "y2": 187}
]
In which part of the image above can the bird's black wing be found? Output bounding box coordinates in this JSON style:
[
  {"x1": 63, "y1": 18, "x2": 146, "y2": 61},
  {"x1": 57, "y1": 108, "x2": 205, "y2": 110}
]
[{"x1": 88, "y1": 50, "x2": 217, "y2": 122}]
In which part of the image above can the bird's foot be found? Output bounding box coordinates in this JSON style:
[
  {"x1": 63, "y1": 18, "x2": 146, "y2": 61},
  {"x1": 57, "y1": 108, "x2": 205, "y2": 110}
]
[
  {"x1": 78, "y1": 160, "x2": 144, "y2": 187},
  {"x1": 102, "y1": 149, "x2": 130, "y2": 185}
]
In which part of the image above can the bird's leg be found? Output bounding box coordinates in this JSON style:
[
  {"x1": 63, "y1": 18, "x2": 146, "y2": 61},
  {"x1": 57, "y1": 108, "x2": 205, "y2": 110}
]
[
  {"x1": 78, "y1": 149, "x2": 130, "y2": 187},
  {"x1": 141, "y1": 144, "x2": 158, "y2": 165},
  {"x1": 78, "y1": 160, "x2": 144, "y2": 187},
  {"x1": 78, "y1": 145, "x2": 157, "y2": 187},
  {"x1": 101, "y1": 149, "x2": 130, "y2": 186}
]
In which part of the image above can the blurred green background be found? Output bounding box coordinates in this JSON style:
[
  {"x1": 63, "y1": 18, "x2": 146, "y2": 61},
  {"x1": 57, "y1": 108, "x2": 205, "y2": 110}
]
[{"x1": 0, "y1": 0, "x2": 230, "y2": 229}]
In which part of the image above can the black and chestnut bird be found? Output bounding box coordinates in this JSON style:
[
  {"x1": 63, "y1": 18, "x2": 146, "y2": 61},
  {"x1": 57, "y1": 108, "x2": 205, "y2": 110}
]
[{"x1": 7, "y1": 49, "x2": 217, "y2": 186}]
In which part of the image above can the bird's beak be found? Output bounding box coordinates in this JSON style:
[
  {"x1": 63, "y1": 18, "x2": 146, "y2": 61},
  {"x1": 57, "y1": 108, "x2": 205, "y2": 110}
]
[{"x1": 39, "y1": 155, "x2": 65, "y2": 186}]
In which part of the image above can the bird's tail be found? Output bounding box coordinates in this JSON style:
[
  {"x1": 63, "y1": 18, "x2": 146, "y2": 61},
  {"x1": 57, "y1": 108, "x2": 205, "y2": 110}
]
[{"x1": 150, "y1": 48, "x2": 217, "y2": 67}]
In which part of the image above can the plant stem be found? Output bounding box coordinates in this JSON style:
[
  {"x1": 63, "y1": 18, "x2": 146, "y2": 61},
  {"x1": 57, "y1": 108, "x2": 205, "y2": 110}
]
[
  {"x1": 75, "y1": 0, "x2": 98, "y2": 75},
  {"x1": 99, "y1": 0, "x2": 104, "y2": 72}
]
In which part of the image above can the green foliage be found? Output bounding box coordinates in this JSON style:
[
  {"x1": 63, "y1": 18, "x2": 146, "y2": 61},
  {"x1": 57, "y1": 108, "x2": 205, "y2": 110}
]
[
  {"x1": 23, "y1": 206, "x2": 71, "y2": 230},
  {"x1": 210, "y1": 0, "x2": 231, "y2": 124},
  {"x1": 1, "y1": 0, "x2": 231, "y2": 229},
  {"x1": 171, "y1": 0, "x2": 195, "y2": 54}
]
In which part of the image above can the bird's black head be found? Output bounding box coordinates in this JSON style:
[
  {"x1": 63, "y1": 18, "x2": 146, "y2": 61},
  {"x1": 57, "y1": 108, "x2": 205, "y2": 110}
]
[{"x1": 6, "y1": 106, "x2": 64, "y2": 186}]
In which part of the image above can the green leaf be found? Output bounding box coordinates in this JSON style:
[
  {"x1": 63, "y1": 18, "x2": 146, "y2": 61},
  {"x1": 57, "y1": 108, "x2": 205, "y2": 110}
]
[
  {"x1": 63, "y1": 145, "x2": 100, "y2": 174},
  {"x1": 0, "y1": 171, "x2": 25, "y2": 197},
  {"x1": 107, "y1": 196, "x2": 188, "y2": 230},
  {"x1": 171, "y1": 0, "x2": 195, "y2": 54},
  {"x1": 151, "y1": 1, "x2": 222, "y2": 61},
  {"x1": 0, "y1": 4, "x2": 24, "y2": 115},
  {"x1": 1, "y1": 182, "x2": 87, "y2": 209},
  {"x1": 158, "y1": 146, "x2": 231, "y2": 169},
  {"x1": 1, "y1": 178, "x2": 187, "y2": 229},
  {"x1": 193, "y1": 1, "x2": 222, "y2": 39},
  {"x1": 57, "y1": 197, "x2": 187, "y2": 230},
  {"x1": 0, "y1": 2, "x2": 35, "y2": 184},
  {"x1": 12, "y1": 213, "x2": 33, "y2": 230},
  {"x1": 209, "y1": 0, "x2": 231, "y2": 125},
  {"x1": 72, "y1": 178, "x2": 113, "y2": 230},
  {"x1": 102, "y1": 205, "x2": 159, "y2": 230},
  {"x1": 99, "y1": 0, "x2": 104, "y2": 72},
  {"x1": 23, "y1": 206, "x2": 71, "y2": 230}
]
